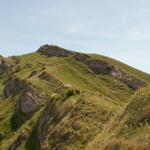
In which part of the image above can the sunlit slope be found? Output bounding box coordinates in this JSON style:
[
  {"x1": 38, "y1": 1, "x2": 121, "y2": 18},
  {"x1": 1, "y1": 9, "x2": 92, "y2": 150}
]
[
  {"x1": 0, "y1": 45, "x2": 149, "y2": 150},
  {"x1": 87, "y1": 86, "x2": 150, "y2": 150},
  {"x1": 90, "y1": 54, "x2": 150, "y2": 83}
]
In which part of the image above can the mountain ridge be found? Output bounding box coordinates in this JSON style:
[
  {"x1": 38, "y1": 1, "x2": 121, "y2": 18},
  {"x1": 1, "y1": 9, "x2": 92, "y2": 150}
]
[{"x1": 0, "y1": 45, "x2": 150, "y2": 150}]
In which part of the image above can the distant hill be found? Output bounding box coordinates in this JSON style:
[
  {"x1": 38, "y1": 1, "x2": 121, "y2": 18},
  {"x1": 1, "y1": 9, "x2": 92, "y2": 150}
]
[{"x1": 0, "y1": 45, "x2": 150, "y2": 150}]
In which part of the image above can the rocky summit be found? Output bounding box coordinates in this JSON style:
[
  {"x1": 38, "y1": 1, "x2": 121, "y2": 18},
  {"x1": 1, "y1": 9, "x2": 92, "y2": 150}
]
[{"x1": 0, "y1": 45, "x2": 150, "y2": 150}]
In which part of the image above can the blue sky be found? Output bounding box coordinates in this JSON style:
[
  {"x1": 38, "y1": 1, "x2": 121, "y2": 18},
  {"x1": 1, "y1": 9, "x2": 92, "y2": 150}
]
[{"x1": 0, "y1": 0, "x2": 150, "y2": 73}]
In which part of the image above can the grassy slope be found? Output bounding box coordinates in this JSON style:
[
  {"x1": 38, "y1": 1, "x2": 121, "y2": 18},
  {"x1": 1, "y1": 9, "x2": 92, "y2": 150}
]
[
  {"x1": 90, "y1": 54, "x2": 150, "y2": 83},
  {"x1": 87, "y1": 86, "x2": 150, "y2": 150},
  {"x1": 0, "y1": 50, "x2": 149, "y2": 150},
  {"x1": 16, "y1": 53, "x2": 139, "y2": 102}
]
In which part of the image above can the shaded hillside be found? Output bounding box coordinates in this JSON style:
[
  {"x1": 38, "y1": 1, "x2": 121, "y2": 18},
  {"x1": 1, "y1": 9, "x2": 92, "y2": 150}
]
[{"x1": 0, "y1": 45, "x2": 149, "y2": 150}]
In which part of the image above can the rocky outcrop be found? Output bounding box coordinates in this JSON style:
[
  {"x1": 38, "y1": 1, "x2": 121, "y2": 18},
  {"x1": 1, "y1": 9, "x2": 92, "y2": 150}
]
[
  {"x1": 86, "y1": 59, "x2": 145, "y2": 90},
  {"x1": 0, "y1": 58, "x2": 9, "y2": 75},
  {"x1": 11, "y1": 83, "x2": 46, "y2": 130},
  {"x1": 73, "y1": 53, "x2": 90, "y2": 62},
  {"x1": 8, "y1": 130, "x2": 28, "y2": 150},
  {"x1": 73, "y1": 53, "x2": 144, "y2": 90},
  {"x1": 37, "y1": 44, "x2": 72, "y2": 57},
  {"x1": 2, "y1": 77, "x2": 46, "y2": 129},
  {"x1": 16, "y1": 84, "x2": 46, "y2": 114},
  {"x1": 123, "y1": 78, "x2": 144, "y2": 90},
  {"x1": 37, "y1": 45, "x2": 145, "y2": 90},
  {"x1": 3, "y1": 78, "x2": 26, "y2": 99},
  {"x1": 37, "y1": 98, "x2": 65, "y2": 149},
  {"x1": 110, "y1": 66, "x2": 145, "y2": 90},
  {"x1": 86, "y1": 60, "x2": 113, "y2": 74}
]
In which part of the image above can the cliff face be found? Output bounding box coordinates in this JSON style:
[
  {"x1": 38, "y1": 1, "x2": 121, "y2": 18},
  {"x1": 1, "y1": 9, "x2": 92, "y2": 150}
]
[{"x1": 0, "y1": 45, "x2": 150, "y2": 150}]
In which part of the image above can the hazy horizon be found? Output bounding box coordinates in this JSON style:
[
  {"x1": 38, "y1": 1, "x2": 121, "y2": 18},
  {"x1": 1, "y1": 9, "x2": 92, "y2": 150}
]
[{"x1": 0, "y1": 0, "x2": 150, "y2": 73}]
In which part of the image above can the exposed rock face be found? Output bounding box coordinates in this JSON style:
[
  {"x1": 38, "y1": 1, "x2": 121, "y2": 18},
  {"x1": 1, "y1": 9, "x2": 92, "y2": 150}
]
[
  {"x1": 86, "y1": 60, "x2": 145, "y2": 90},
  {"x1": 16, "y1": 84, "x2": 46, "y2": 114},
  {"x1": 3, "y1": 78, "x2": 26, "y2": 99},
  {"x1": 86, "y1": 60, "x2": 113, "y2": 74},
  {"x1": 37, "y1": 91, "x2": 76, "y2": 149},
  {"x1": 123, "y1": 78, "x2": 144, "y2": 90},
  {"x1": 37, "y1": 44, "x2": 72, "y2": 57},
  {"x1": 110, "y1": 67, "x2": 145, "y2": 90},
  {"x1": 0, "y1": 58, "x2": 9, "y2": 75},
  {"x1": 73, "y1": 53, "x2": 90, "y2": 62},
  {"x1": 8, "y1": 130, "x2": 27, "y2": 150},
  {"x1": 3, "y1": 77, "x2": 46, "y2": 129},
  {"x1": 36, "y1": 89, "x2": 80, "y2": 149},
  {"x1": 11, "y1": 84, "x2": 46, "y2": 130}
]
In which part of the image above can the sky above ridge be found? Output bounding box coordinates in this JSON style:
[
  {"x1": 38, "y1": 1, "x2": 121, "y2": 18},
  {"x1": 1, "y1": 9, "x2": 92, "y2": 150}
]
[{"x1": 0, "y1": 0, "x2": 150, "y2": 73}]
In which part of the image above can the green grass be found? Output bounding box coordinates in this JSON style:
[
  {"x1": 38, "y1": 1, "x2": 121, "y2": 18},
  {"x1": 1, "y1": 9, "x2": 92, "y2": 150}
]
[
  {"x1": 0, "y1": 49, "x2": 150, "y2": 150},
  {"x1": 90, "y1": 54, "x2": 150, "y2": 83},
  {"x1": 87, "y1": 86, "x2": 150, "y2": 150},
  {"x1": 0, "y1": 98, "x2": 16, "y2": 139}
]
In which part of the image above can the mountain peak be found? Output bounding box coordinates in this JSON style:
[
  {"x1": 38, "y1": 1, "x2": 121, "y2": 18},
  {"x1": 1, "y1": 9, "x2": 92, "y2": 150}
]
[{"x1": 37, "y1": 44, "x2": 72, "y2": 57}]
